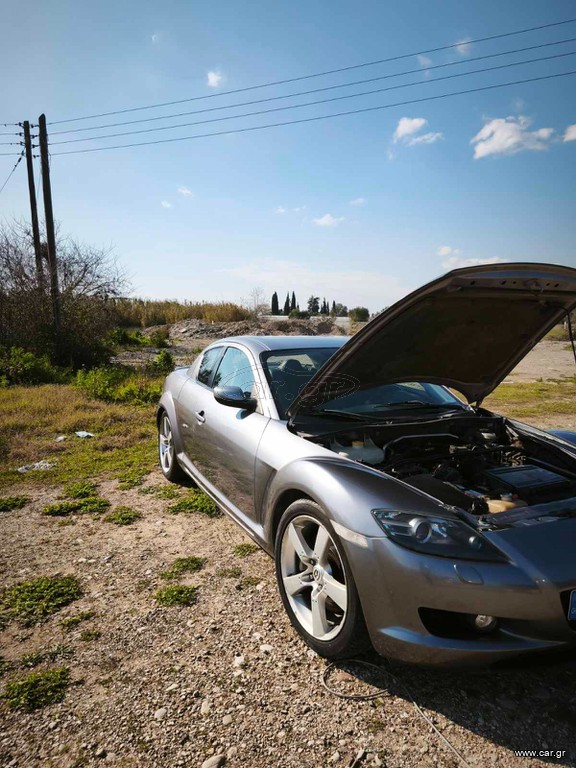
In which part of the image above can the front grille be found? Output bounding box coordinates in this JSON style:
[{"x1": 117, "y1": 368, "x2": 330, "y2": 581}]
[{"x1": 560, "y1": 590, "x2": 576, "y2": 630}]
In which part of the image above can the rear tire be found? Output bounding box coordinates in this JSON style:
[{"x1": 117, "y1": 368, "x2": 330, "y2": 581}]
[
  {"x1": 158, "y1": 411, "x2": 186, "y2": 483},
  {"x1": 275, "y1": 499, "x2": 371, "y2": 660}
]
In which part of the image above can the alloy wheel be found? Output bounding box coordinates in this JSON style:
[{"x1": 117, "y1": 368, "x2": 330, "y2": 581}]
[{"x1": 159, "y1": 414, "x2": 174, "y2": 473}]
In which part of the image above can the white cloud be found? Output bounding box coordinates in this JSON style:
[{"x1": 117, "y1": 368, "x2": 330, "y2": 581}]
[
  {"x1": 407, "y1": 131, "x2": 443, "y2": 146},
  {"x1": 177, "y1": 186, "x2": 193, "y2": 197},
  {"x1": 220, "y1": 258, "x2": 413, "y2": 311},
  {"x1": 207, "y1": 71, "x2": 223, "y2": 88},
  {"x1": 512, "y1": 97, "x2": 526, "y2": 113},
  {"x1": 313, "y1": 213, "x2": 345, "y2": 227},
  {"x1": 292, "y1": 206, "x2": 306, "y2": 212},
  {"x1": 455, "y1": 38, "x2": 472, "y2": 56},
  {"x1": 563, "y1": 124, "x2": 576, "y2": 142},
  {"x1": 442, "y1": 256, "x2": 508, "y2": 270},
  {"x1": 275, "y1": 206, "x2": 287, "y2": 214},
  {"x1": 393, "y1": 117, "x2": 443, "y2": 147},
  {"x1": 437, "y1": 245, "x2": 460, "y2": 258},
  {"x1": 349, "y1": 197, "x2": 366, "y2": 206},
  {"x1": 417, "y1": 54, "x2": 432, "y2": 68},
  {"x1": 393, "y1": 117, "x2": 427, "y2": 143},
  {"x1": 471, "y1": 116, "x2": 554, "y2": 159},
  {"x1": 151, "y1": 32, "x2": 162, "y2": 44},
  {"x1": 161, "y1": 201, "x2": 172, "y2": 209}
]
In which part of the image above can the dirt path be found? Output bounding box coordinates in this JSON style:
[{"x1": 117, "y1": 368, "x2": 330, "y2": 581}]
[{"x1": 506, "y1": 340, "x2": 575, "y2": 382}]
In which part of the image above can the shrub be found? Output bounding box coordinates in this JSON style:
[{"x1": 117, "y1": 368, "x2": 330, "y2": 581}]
[
  {"x1": 161, "y1": 556, "x2": 206, "y2": 580},
  {"x1": 75, "y1": 366, "x2": 126, "y2": 401},
  {"x1": 148, "y1": 328, "x2": 170, "y2": 348},
  {"x1": 348, "y1": 307, "x2": 370, "y2": 322},
  {"x1": 155, "y1": 585, "x2": 198, "y2": 606},
  {"x1": 75, "y1": 366, "x2": 163, "y2": 405},
  {"x1": 0, "y1": 346, "x2": 69, "y2": 386},
  {"x1": 2, "y1": 667, "x2": 71, "y2": 711},
  {"x1": 146, "y1": 349, "x2": 175, "y2": 375},
  {"x1": 289, "y1": 309, "x2": 310, "y2": 319},
  {"x1": 104, "y1": 506, "x2": 141, "y2": 525},
  {"x1": 1, "y1": 576, "x2": 82, "y2": 626}
]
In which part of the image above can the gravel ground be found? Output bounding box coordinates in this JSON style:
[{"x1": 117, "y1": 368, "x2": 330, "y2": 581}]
[
  {"x1": 505, "y1": 340, "x2": 575, "y2": 383},
  {"x1": 2, "y1": 333, "x2": 576, "y2": 768}
]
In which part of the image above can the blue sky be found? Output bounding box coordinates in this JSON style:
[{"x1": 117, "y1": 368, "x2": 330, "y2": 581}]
[{"x1": 1, "y1": 0, "x2": 575, "y2": 311}]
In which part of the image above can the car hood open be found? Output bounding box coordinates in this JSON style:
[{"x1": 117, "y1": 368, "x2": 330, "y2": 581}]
[{"x1": 287, "y1": 262, "x2": 576, "y2": 421}]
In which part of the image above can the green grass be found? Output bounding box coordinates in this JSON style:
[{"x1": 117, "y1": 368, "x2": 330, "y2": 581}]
[
  {"x1": 103, "y1": 506, "x2": 142, "y2": 525},
  {"x1": 0, "y1": 495, "x2": 30, "y2": 512},
  {"x1": 155, "y1": 585, "x2": 198, "y2": 607},
  {"x1": 485, "y1": 376, "x2": 576, "y2": 420},
  {"x1": 43, "y1": 497, "x2": 111, "y2": 517},
  {"x1": 60, "y1": 610, "x2": 96, "y2": 632},
  {"x1": 1, "y1": 575, "x2": 82, "y2": 627},
  {"x1": 64, "y1": 481, "x2": 98, "y2": 499},
  {"x1": 79, "y1": 628, "x2": 101, "y2": 641},
  {"x1": 139, "y1": 485, "x2": 182, "y2": 499},
  {"x1": 233, "y1": 542, "x2": 259, "y2": 558},
  {"x1": 237, "y1": 575, "x2": 261, "y2": 589},
  {"x1": 168, "y1": 490, "x2": 221, "y2": 518},
  {"x1": 216, "y1": 566, "x2": 243, "y2": 579},
  {"x1": 160, "y1": 556, "x2": 206, "y2": 580},
  {"x1": 2, "y1": 667, "x2": 71, "y2": 711},
  {"x1": 116, "y1": 469, "x2": 147, "y2": 489},
  {"x1": 20, "y1": 644, "x2": 74, "y2": 669}
]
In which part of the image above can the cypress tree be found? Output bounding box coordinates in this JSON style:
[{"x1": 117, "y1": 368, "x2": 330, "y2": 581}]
[
  {"x1": 283, "y1": 293, "x2": 290, "y2": 315},
  {"x1": 271, "y1": 292, "x2": 279, "y2": 315},
  {"x1": 290, "y1": 292, "x2": 296, "y2": 312}
]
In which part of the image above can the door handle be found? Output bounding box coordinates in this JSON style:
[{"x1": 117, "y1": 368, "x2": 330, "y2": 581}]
[{"x1": 194, "y1": 410, "x2": 206, "y2": 424}]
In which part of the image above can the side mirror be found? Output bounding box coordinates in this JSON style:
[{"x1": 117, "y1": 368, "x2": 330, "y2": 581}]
[{"x1": 213, "y1": 385, "x2": 257, "y2": 411}]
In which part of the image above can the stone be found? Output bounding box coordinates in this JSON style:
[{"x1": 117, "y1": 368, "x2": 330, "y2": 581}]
[
  {"x1": 201, "y1": 756, "x2": 225, "y2": 768},
  {"x1": 259, "y1": 644, "x2": 273, "y2": 654},
  {"x1": 154, "y1": 708, "x2": 167, "y2": 720},
  {"x1": 222, "y1": 714, "x2": 233, "y2": 725},
  {"x1": 166, "y1": 683, "x2": 178, "y2": 692},
  {"x1": 200, "y1": 700, "x2": 211, "y2": 715}
]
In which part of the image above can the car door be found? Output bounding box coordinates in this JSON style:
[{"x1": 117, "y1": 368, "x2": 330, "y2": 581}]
[{"x1": 179, "y1": 344, "x2": 270, "y2": 521}]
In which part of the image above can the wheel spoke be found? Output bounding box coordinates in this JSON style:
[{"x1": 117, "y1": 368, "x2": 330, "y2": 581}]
[
  {"x1": 313, "y1": 525, "x2": 331, "y2": 565},
  {"x1": 283, "y1": 572, "x2": 309, "y2": 597},
  {"x1": 323, "y1": 573, "x2": 347, "y2": 611},
  {"x1": 311, "y1": 590, "x2": 329, "y2": 637},
  {"x1": 287, "y1": 522, "x2": 314, "y2": 563}
]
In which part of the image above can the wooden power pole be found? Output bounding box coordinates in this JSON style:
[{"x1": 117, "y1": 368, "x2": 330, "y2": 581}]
[
  {"x1": 38, "y1": 114, "x2": 61, "y2": 349},
  {"x1": 22, "y1": 120, "x2": 43, "y2": 288}
]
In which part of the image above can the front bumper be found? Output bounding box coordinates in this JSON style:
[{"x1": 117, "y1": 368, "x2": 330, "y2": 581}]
[{"x1": 344, "y1": 534, "x2": 576, "y2": 667}]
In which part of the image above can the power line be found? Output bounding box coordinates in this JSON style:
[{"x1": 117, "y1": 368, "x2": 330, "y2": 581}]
[
  {"x1": 48, "y1": 51, "x2": 576, "y2": 146},
  {"x1": 48, "y1": 17, "x2": 576, "y2": 126},
  {"x1": 48, "y1": 36, "x2": 576, "y2": 136},
  {"x1": 51, "y1": 69, "x2": 576, "y2": 156},
  {"x1": 0, "y1": 152, "x2": 24, "y2": 196}
]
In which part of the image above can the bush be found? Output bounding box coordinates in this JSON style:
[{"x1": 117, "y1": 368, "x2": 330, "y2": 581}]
[
  {"x1": 148, "y1": 328, "x2": 170, "y2": 348},
  {"x1": 348, "y1": 306, "x2": 370, "y2": 322},
  {"x1": 75, "y1": 366, "x2": 163, "y2": 405},
  {"x1": 146, "y1": 349, "x2": 174, "y2": 375},
  {"x1": 289, "y1": 309, "x2": 310, "y2": 319},
  {"x1": 0, "y1": 346, "x2": 69, "y2": 386},
  {"x1": 112, "y1": 298, "x2": 250, "y2": 327}
]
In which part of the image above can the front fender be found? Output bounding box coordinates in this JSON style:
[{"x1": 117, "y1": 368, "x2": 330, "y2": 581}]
[
  {"x1": 157, "y1": 390, "x2": 185, "y2": 456},
  {"x1": 263, "y1": 456, "x2": 449, "y2": 541}
]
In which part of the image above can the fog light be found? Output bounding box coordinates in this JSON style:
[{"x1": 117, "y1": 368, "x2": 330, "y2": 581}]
[{"x1": 473, "y1": 614, "x2": 498, "y2": 633}]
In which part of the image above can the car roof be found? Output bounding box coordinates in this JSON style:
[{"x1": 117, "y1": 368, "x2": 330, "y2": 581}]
[{"x1": 211, "y1": 335, "x2": 350, "y2": 354}]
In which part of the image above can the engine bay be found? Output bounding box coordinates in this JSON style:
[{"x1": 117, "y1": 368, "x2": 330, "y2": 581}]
[{"x1": 311, "y1": 414, "x2": 576, "y2": 523}]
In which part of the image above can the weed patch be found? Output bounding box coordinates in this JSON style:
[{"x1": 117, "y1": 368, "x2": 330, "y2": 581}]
[
  {"x1": 20, "y1": 644, "x2": 74, "y2": 669},
  {"x1": 1, "y1": 575, "x2": 82, "y2": 626},
  {"x1": 161, "y1": 556, "x2": 205, "y2": 580},
  {"x1": 168, "y1": 490, "x2": 220, "y2": 518},
  {"x1": 155, "y1": 585, "x2": 198, "y2": 607},
  {"x1": 64, "y1": 481, "x2": 98, "y2": 499},
  {"x1": 233, "y1": 542, "x2": 259, "y2": 558},
  {"x1": 104, "y1": 506, "x2": 141, "y2": 525},
  {"x1": 116, "y1": 469, "x2": 147, "y2": 490},
  {"x1": 60, "y1": 611, "x2": 95, "y2": 632},
  {"x1": 0, "y1": 495, "x2": 29, "y2": 512},
  {"x1": 237, "y1": 576, "x2": 261, "y2": 589},
  {"x1": 139, "y1": 485, "x2": 182, "y2": 500},
  {"x1": 79, "y1": 628, "x2": 101, "y2": 642},
  {"x1": 2, "y1": 667, "x2": 71, "y2": 711},
  {"x1": 43, "y1": 497, "x2": 110, "y2": 517},
  {"x1": 216, "y1": 566, "x2": 242, "y2": 579}
]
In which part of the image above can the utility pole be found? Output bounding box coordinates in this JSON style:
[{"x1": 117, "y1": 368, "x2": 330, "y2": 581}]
[
  {"x1": 22, "y1": 121, "x2": 43, "y2": 287},
  {"x1": 38, "y1": 113, "x2": 61, "y2": 351}
]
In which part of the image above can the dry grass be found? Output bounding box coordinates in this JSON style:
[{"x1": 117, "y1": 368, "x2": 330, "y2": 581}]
[
  {"x1": 112, "y1": 298, "x2": 251, "y2": 327},
  {"x1": 485, "y1": 376, "x2": 576, "y2": 420},
  {"x1": 0, "y1": 384, "x2": 156, "y2": 492}
]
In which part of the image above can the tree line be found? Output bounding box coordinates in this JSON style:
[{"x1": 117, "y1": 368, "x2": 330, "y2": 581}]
[{"x1": 270, "y1": 291, "x2": 368, "y2": 321}]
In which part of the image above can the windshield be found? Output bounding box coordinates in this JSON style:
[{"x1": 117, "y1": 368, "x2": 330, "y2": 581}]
[{"x1": 261, "y1": 348, "x2": 465, "y2": 419}]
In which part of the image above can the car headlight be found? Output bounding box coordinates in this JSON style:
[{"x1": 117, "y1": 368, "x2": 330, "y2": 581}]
[{"x1": 372, "y1": 509, "x2": 507, "y2": 562}]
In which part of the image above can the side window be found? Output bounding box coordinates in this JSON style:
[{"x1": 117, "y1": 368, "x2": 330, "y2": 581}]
[
  {"x1": 197, "y1": 347, "x2": 223, "y2": 386},
  {"x1": 212, "y1": 347, "x2": 256, "y2": 399}
]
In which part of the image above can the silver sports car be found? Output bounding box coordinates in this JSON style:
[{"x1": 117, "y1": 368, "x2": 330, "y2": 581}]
[{"x1": 157, "y1": 263, "x2": 576, "y2": 666}]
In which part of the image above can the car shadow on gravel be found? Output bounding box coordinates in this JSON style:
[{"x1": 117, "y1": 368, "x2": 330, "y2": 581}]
[{"x1": 326, "y1": 651, "x2": 576, "y2": 765}]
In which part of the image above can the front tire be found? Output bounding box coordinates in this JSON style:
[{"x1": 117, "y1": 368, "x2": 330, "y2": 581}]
[
  {"x1": 275, "y1": 499, "x2": 371, "y2": 660},
  {"x1": 158, "y1": 412, "x2": 186, "y2": 482}
]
